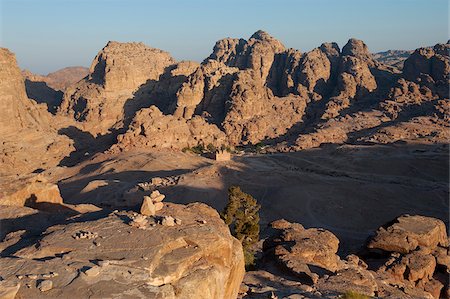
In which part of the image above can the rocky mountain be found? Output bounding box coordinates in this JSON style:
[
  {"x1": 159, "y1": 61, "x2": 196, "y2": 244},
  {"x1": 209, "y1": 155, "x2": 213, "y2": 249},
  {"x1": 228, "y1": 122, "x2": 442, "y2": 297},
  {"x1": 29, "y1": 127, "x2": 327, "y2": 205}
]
[
  {"x1": 59, "y1": 42, "x2": 175, "y2": 134},
  {"x1": 50, "y1": 31, "x2": 448, "y2": 153},
  {"x1": 23, "y1": 66, "x2": 89, "y2": 91}
]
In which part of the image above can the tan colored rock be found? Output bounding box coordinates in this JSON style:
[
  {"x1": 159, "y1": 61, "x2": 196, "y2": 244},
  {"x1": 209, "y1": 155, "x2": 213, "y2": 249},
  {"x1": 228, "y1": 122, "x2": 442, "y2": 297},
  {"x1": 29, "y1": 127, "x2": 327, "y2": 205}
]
[
  {"x1": 209, "y1": 30, "x2": 285, "y2": 82},
  {"x1": 37, "y1": 279, "x2": 53, "y2": 292},
  {"x1": 60, "y1": 41, "x2": 175, "y2": 134},
  {"x1": 23, "y1": 66, "x2": 89, "y2": 91},
  {"x1": 173, "y1": 60, "x2": 238, "y2": 120},
  {"x1": 140, "y1": 196, "x2": 156, "y2": 216},
  {"x1": 0, "y1": 176, "x2": 63, "y2": 207},
  {"x1": 0, "y1": 281, "x2": 20, "y2": 299},
  {"x1": 0, "y1": 48, "x2": 74, "y2": 176},
  {"x1": 264, "y1": 219, "x2": 341, "y2": 283},
  {"x1": 154, "y1": 202, "x2": 164, "y2": 211},
  {"x1": 0, "y1": 203, "x2": 245, "y2": 299},
  {"x1": 112, "y1": 105, "x2": 227, "y2": 151},
  {"x1": 84, "y1": 266, "x2": 101, "y2": 277},
  {"x1": 423, "y1": 279, "x2": 445, "y2": 299},
  {"x1": 223, "y1": 70, "x2": 307, "y2": 145},
  {"x1": 316, "y1": 267, "x2": 378, "y2": 297},
  {"x1": 368, "y1": 215, "x2": 448, "y2": 254}
]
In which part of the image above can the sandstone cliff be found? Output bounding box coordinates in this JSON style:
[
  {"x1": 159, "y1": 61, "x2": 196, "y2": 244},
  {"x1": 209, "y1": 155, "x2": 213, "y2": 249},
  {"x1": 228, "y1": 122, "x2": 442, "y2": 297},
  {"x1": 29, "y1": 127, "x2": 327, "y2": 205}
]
[
  {"x1": 0, "y1": 48, "x2": 74, "y2": 176},
  {"x1": 59, "y1": 41, "x2": 175, "y2": 134}
]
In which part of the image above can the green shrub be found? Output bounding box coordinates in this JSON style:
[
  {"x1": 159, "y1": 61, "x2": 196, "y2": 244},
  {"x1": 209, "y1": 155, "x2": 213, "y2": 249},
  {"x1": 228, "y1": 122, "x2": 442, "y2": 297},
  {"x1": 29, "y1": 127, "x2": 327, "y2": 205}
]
[
  {"x1": 221, "y1": 186, "x2": 261, "y2": 268},
  {"x1": 340, "y1": 291, "x2": 371, "y2": 299},
  {"x1": 206, "y1": 143, "x2": 217, "y2": 153}
]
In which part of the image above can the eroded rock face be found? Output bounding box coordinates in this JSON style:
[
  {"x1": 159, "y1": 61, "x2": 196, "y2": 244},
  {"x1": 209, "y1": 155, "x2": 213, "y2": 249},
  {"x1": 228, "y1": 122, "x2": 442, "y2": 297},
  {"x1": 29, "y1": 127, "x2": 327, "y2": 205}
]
[
  {"x1": 0, "y1": 48, "x2": 74, "y2": 176},
  {"x1": 223, "y1": 70, "x2": 307, "y2": 145},
  {"x1": 208, "y1": 30, "x2": 286, "y2": 82},
  {"x1": 0, "y1": 48, "x2": 44, "y2": 135},
  {"x1": 112, "y1": 105, "x2": 227, "y2": 151},
  {"x1": 0, "y1": 203, "x2": 245, "y2": 299},
  {"x1": 59, "y1": 41, "x2": 175, "y2": 134},
  {"x1": 403, "y1": 43, "x2": 450, "y2": 84},
  {"x1": 252, "y1": 215, "x2": 449, "y2": 299},
  {"x1": 173, "y1": 60, "x2": 239, "y2": 120}
]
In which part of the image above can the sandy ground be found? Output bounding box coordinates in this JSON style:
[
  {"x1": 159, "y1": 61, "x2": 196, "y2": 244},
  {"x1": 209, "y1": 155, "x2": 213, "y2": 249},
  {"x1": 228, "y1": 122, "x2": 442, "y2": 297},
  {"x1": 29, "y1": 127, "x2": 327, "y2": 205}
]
[{"x1": 54, "y1": 142, "x2": 449, "y2": 254}]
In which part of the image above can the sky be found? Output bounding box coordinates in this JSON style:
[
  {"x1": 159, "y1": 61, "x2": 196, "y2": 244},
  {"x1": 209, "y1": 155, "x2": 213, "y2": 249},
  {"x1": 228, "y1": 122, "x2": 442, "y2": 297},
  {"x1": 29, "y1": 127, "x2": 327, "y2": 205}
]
[{"x1": 0, "y1": 0, "x2": 448, "y2": 74}]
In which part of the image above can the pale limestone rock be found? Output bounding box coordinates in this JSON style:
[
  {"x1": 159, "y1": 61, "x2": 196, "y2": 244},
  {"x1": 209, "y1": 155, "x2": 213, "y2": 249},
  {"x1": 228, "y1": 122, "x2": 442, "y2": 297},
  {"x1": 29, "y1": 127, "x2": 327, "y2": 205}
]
[
  {"x1": 37, "y1": 280, "x2": 52, "y2": 292},
  {"x1": 140, "y1": 196, "x2": 156, "y2": 216},
  {"x1": 0, "y1": 281, "x2": 20, "y2": 299},
  {"x1": 84, "y1": 266, "x2": 101, "y2": 277}
]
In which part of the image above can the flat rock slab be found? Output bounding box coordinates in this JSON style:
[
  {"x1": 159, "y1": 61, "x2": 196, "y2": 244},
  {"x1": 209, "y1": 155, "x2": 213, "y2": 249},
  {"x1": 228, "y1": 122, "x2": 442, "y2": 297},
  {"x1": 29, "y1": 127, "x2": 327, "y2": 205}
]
[
  {"x1": 0, "y1": 203, "x2": 244, "y2": 299},
  {"x1": 368, "y1": 215, "x2": 448, "y2": 254}
]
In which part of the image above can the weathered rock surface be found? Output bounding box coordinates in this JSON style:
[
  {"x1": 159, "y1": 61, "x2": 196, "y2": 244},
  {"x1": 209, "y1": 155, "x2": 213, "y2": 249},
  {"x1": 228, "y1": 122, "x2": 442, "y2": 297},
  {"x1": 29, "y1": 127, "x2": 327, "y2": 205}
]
[
  {"x1": 0, "y1": 175, "x2": 63, "y2": 207},
  {"x1": 0, "y1": 203, "x2": 245, "y2": 299},
  {"x1": 249, "y1": 214, "x2": 449, "y2": 299},
  {"x1": 0, "y1": 48, "x2": 74, "y2": 177},
  {"x1": 59, "y1": 41, "x2": 175, "y2": 134},
  {"x1": 367, "y1": 214, "x2": 448, "y2": 254},
  {"x1": 113, "y1": 105, "x2": 227, "y2": 151},
  {"x1": 263, "y1": 219, "x2": 341, "y2": 284}
]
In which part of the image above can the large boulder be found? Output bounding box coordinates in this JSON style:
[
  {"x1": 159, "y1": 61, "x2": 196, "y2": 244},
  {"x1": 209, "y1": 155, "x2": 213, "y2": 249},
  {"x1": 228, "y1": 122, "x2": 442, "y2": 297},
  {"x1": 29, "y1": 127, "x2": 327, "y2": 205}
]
[
  {"x1": 263, "y1": 219, "x2": 342, "y2": 284},
  {"x1": 0, "y1": 202, "x2": 245, "y2": 299},
  {"x1": 367, "y1": 215, "x2": 448, "y2": 254}
]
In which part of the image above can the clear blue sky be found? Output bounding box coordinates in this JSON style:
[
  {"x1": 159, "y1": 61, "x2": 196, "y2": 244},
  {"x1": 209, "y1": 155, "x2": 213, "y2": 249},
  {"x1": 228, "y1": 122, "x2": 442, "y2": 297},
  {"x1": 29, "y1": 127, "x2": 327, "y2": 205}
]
[{"x1": 1, "y1": 0, "x2": 448, "y2": 74}]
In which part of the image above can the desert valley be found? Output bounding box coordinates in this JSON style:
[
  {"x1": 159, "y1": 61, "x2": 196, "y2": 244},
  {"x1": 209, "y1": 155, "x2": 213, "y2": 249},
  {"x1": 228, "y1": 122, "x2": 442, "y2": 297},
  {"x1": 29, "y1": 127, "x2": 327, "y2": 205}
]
[{"x1": 0, "y1": 29, "x2": 449, "y2": 299}]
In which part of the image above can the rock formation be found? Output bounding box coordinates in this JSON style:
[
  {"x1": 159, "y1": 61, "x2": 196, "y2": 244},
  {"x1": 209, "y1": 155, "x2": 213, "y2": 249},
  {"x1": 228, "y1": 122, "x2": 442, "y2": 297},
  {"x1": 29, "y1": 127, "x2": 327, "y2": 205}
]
[
  {"x1": 112, "y1": 105, "x2": 227, "y2": 151},
  {"x1": 264, "y1": 219, "x2": 341, "y2": 284},
  {"x1": 59, "y1": 41, "x2": 175, "y2": 134},
  {"x1": 0, "y1": 203, "x2": 245, "y2": 299},
  {"x1": 22, "y1": 67, "x2": 88, "y2": 113},
  {"x1": 23, "y1": 66, "x2": 89, "y2": 91},
  {"x1": 255, "y1": 215, "x2": 449, "y2": 299},
  {"x1": 0, "y1": 48, "x2": 74, "y2": 176}
]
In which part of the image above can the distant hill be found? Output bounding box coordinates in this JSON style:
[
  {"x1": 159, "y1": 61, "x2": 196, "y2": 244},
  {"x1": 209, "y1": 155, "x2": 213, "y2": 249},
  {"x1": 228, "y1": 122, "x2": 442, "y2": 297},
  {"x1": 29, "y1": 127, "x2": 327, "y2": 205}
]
[
  {"x1": 373, "y1": 49, "x2": 414, "y2": 70},
  {"x1": 22, "y1": 66, "x2": 89, "y2": 113}
]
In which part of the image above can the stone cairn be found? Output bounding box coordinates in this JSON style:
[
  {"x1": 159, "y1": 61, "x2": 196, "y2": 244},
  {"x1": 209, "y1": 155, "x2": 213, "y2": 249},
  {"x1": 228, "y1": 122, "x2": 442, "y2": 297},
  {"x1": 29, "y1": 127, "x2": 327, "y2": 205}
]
[{"x1": 140, "y1": 190, "x2": 165, "y2": 216}]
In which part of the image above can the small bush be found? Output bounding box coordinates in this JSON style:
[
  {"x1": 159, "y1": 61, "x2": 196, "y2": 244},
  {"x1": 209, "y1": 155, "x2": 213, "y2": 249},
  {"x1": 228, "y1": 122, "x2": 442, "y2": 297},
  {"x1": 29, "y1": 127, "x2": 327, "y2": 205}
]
[
  {"x1": 340, "y1": 291, "x2": 371, "y2": 299},
  {"x1": 221, "y1": 186, "x2": 261, "y2": 268},
  {"x1": 206, "y1": 143, "x2": 217, "y2": 153}
]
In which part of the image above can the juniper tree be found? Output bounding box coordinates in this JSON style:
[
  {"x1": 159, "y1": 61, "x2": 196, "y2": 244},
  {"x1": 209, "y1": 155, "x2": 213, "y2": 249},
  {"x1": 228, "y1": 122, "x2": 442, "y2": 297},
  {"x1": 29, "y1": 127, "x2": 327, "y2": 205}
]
[{"x1": 221, "y1": 186, "x2": 261, "y2": 267}]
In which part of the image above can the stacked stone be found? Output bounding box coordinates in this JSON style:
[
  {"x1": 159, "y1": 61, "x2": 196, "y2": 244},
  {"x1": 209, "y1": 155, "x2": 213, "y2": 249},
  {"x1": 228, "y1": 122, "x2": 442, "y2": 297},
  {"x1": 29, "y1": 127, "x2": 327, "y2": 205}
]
[{"x1": 140, "y1": 190, "x2": 165, "y2": 216}]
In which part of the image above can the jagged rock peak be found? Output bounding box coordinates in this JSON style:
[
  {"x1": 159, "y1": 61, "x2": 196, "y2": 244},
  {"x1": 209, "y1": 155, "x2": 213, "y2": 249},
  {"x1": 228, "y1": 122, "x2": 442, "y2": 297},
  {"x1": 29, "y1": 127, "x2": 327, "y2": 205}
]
[
  {"x1": 0, "y1": 48, "x2": 37, "y2": 134},
  {"x1": 342, "y1": 38, "x2": 370, "y2": 56},
  {"x1": 320, "y1": 42, "x2": 341, "y2": 56},
  {"x1": 251, "y1": 30, "x2": 278, "y2": 41}
]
